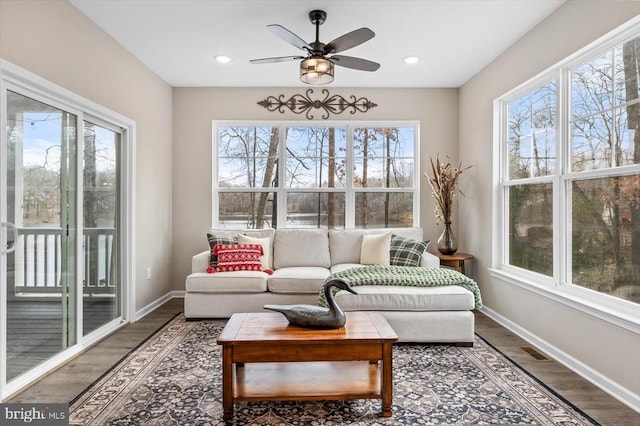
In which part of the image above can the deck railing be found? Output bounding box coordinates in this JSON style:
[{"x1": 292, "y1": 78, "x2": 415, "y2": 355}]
[{"x1": 12, "y1": 227, "x2": 115, "y2": 295}]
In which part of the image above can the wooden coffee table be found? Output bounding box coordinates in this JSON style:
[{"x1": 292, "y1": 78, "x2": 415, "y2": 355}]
[{"x1": 217, "y1": 311, "x2": 398, "y2": 420}]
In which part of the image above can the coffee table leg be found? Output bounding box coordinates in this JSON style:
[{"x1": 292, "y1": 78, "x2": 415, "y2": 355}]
[
  {"x1": 222, "y1": 346, "x2": 233, "y2": 420},
  {"x1": 381, "y1": 342, "x2": 393, "y2": 417}
]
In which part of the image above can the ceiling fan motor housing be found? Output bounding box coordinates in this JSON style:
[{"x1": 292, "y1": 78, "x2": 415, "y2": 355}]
[
  {"x1": 308, "y1": 10, "x2": 327, "y2": 55},
  {"x1": 309, "y1": 10, "x2": 327, "y2": 25}
]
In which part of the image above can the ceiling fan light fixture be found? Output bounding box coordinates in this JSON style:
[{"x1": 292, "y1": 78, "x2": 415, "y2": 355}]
[{"x1": 300, "y1": 57, "x2": 334, "y2": 85}]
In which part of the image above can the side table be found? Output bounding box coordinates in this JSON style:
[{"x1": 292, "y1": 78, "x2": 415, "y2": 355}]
[{"x1": 431, "y1": 252, "x2": 473, "y2": 275}]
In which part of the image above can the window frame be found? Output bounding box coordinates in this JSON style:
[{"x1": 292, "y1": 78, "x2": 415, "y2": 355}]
[
  {"x1": 212, "y1": 120, "x2": 420, "y2": 230},
  {"x1": 492, "y1": 17, "x2": 640, "y2": 333}
]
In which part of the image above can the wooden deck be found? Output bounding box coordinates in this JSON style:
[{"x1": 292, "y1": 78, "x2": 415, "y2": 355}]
[{"x1": 6, "y1": 298, "x2": 117, "y2": 381}]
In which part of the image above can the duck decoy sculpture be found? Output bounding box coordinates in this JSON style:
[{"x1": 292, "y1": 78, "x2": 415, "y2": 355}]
[{"x1": 264, "y1": 278, "x2": 357, "y2": 329}]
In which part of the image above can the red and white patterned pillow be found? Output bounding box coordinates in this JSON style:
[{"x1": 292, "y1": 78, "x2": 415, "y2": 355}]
[{"x1": 208, "y1": 243, "x2": 273, "y2": 274}]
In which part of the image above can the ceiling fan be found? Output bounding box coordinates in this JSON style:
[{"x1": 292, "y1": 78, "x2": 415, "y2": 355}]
[{"x1": 250, "y1": 10, "x2": 380, "y2": 85}]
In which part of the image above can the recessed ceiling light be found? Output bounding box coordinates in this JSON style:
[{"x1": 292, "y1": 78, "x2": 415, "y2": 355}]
[
  {"x1": 403, "y1": 56, "x2": 419, "y2": 64},
  {"x1": 215, "y1": 55, "x2": 231, "y2": 64}
]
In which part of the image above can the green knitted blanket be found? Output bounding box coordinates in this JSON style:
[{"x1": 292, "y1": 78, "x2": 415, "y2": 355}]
[{"x1": 319, "y1": 265, "x2": 482, "y2": 309}]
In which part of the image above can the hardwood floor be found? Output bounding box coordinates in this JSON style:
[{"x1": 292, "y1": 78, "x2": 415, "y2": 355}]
[
  {"x1": 7, "y1": 299, "x2": 640, "y2": 424},
  {"x1": 473, "y1": 312, "x2": 639, "y2": 425}
]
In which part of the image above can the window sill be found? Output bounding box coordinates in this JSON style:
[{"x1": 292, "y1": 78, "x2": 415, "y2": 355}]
[{"x1": 489, "y1": 268, "x2": 640, "y2": 335}]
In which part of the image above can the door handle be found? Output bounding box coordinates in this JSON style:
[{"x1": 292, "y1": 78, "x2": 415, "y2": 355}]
[{"x1": 1, "y1": 221, "x2": 18, "y2": 254}]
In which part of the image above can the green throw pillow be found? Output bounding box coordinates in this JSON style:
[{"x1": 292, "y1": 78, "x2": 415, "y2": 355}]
[
  {"x1": 389, "y1": 234, "x2": 430, "y2": 267},
  {"x1": 206, "y1": 233, "x2": 238, "y2": 268}
]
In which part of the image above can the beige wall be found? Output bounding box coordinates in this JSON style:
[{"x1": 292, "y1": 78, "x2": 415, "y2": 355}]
[
  {"x1": 172, "y1": 87, "x2": 459, "y2": 287},
  {"x1": 0, "y1": 0, "x2": 174, "y2": 310},
  {"x1": 459, "y1": 0, "x2": 640, "y2": 401}
]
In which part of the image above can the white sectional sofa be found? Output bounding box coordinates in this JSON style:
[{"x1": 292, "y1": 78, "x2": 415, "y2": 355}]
[{"x1": 184, "y1": 227, "x2": 477, "y2": 345}]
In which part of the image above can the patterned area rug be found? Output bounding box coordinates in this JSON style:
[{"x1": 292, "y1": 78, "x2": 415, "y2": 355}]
[{"x1": 69, "y1": 314, "x2": 598, "y2": 425}]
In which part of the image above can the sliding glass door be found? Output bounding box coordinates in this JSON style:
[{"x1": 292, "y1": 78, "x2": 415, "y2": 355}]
[
  {"x1": 4, "y1": 91, "x2": 78, "y2": 381},
  {"x1": 82, "y1": 121, "x2": 121, "y2": 335},
  {"x1": 1, "y1": 88, "x2": 123, "y2": 391}
]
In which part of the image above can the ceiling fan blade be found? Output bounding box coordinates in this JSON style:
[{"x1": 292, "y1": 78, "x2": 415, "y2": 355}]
[
  {"x1": 250, "y1": 55, "x2": 305, "y2": 64},
  {"x1": 267, "y1": 24, "x2": 311, "y2": 52},
  {"x1": 330, "y1": 55, "x2": 380, "y2": 72},
  {"x1": 324, "y1": 28, "x2": 375, "y2": 54}
]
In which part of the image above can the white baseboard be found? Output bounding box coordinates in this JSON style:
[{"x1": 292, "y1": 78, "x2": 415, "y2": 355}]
[
  {"x1": 135, "y1": 291, "x2": 185, "y2": 321},
  {"x1": 480, "y1": 306, "x2": 640, "y2": 414}
]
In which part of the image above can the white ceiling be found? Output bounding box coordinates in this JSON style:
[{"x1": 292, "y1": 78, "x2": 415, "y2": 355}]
[{"x1": 69, "y1": 0, "x2": 564, "y2": 88}]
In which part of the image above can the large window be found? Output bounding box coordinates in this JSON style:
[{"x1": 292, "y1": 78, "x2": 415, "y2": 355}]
[
  {"x1": 496, "y1": 24, "x2": 640, "y2": 312},
  {"x1": 506, "y1": 82, "x2": 556, "y2": 276},
  {"x1": 214, "y1": 122, "x2": 418, "y2": 229}
]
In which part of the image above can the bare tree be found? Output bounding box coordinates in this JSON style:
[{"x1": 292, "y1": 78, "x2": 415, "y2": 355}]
[
  {"x1": 256, "y1": 128, "x2": 278, "y2": 229},
  {"x1": 623, "y1": 38, "x2": 640, "y2": 285},
  {"x1": 327, "y1": 128, "x2": 336, "y2": 228},
  {"x1": 353, "y1": 128, "x2": 370, "y2": 227},
  {"x1": 84, "y1": 125, "x2": 99, "y2": 285}
]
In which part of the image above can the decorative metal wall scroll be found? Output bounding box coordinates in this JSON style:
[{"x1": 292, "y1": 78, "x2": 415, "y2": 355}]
[{"x1": 257, "y1": 89, "x2": 377, "y2": 120}]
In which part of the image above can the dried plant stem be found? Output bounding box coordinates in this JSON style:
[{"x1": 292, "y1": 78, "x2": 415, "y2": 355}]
[{"x1": 425, "y1": 156, "x2": 472, "y2": 225}]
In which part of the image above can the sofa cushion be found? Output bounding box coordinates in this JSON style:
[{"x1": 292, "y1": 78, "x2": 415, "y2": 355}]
[
  {"x1": 273, "y1": 228, "x2": 331, "y2": 269},
  {"x1": 369, "y1": 227, "x2": 424, "y2": 241},
  {"x1": 329, "y1": 229, "x2": 367, "y2": 265},
  {"x1": 360, "y1": 232, "x2": 391, "y2": 265},
  {"x1": 390, "y1": 234, "x2": 430, "y2": 267},
  {"x1": 334, "y1": 285, "x2": 474, "y2": 311},
  {"x1": 185, "y1": 272, "x2": 268, "y2": 293},
  {"x1": 268, "y1": 267, "x2": 331, "y2": 294}
]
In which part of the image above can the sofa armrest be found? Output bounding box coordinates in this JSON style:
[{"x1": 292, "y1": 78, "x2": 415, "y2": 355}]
[
  {"x1": 421, "y1": 251, "x2": 440, "y2": 268},
  {"x1": 192, "y1": 250, "x2": 210, "y2": 273}
]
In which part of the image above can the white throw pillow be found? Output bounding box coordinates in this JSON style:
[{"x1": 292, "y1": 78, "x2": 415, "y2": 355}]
[
  {"x1": 360, "y1": 232, "x2": 391, "y2": 265},
  {"x1": 238, "y1": 234, "x2": 272, "y2": 270}
]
